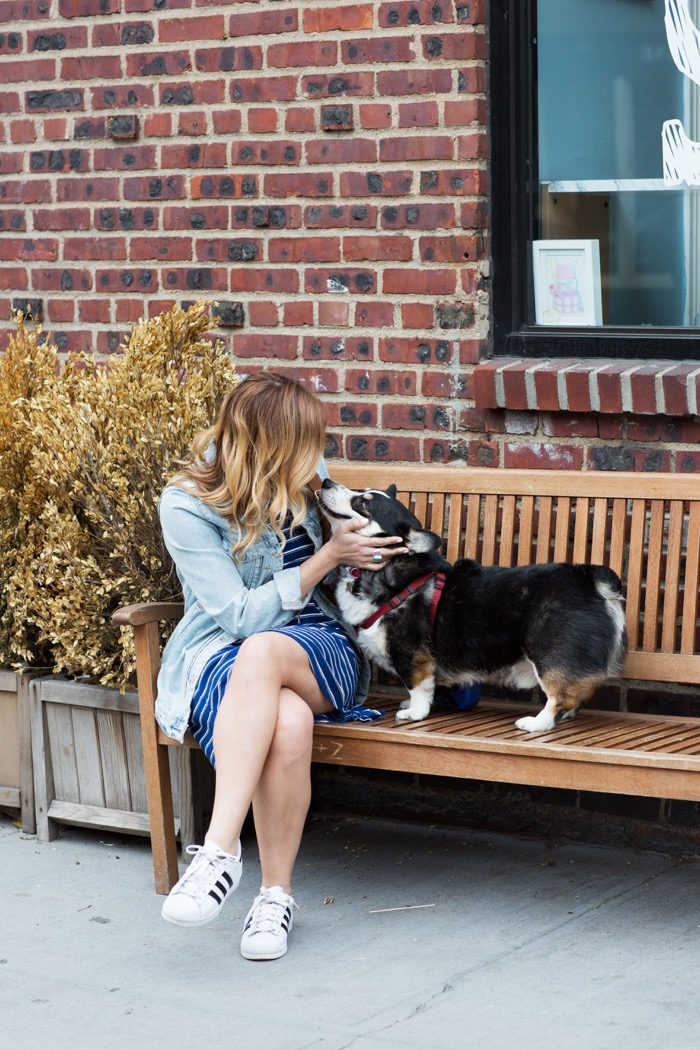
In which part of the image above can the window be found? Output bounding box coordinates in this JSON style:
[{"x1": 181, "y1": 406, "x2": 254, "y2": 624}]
[{"x1": 491, "y1": 0, "x2": 700, "y2": 359}]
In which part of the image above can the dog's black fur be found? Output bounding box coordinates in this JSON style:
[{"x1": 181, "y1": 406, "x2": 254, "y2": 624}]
[{"x1": 318, "y1": 479, "x2": 627, "y2": 731}]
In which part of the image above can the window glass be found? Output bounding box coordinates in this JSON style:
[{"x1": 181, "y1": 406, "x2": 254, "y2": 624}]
[{"x1": 536, "y1": 0, "x2": 699, "y2": 327}]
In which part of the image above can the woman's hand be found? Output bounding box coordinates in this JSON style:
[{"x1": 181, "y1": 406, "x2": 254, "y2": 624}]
[{"x1": 326, "y1": 517, "x2": 409, "y2": 572}]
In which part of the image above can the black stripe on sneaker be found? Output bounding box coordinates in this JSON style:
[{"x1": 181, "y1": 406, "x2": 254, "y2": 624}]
[{"x1": 221, "y1": 871, "x2": 234, "y2": 888}]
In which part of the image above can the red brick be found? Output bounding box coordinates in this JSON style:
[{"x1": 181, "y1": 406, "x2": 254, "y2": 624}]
[
  {"x1": 0, "y1": 267, "x2": 28, "y2": 290},
  {"x1": 325, "y1": 402, "x2": 378, "y2": 428},
  {"x1": 130, "y1": 237, "x2": 192, "y2": 261},
  {"x1": 345, "y1": 369, "x2": 416, "y2": 396},
  {"x1": 248, "y1": 108, "x2": 278, "y2": 133},
  {"x1": 144, "y1": 113, "x2": 172, "y2": 137},
  {"x1": 231, "y1": 269, "x2": 299, "y2": 294},
  {"x1": 229, "y1": 9, "x2": 299, "y2": 36},
  {"x1": 247, "y1": 300, "x2": 279, "y2": 327},
  {"x1": 662, "y1": 365, "x2": 695, "y2": 416},
  {"x1": 382, "y1": 268, "x2": 456, "y2": 295},
  {"x1": 0, "y1": 237, "x2": 58, "y2": 262},
  {"x1": 379, "y1": 336, "x2": 452, "y2": 364},
  {"x1": 342, "y1": 37, "x2": 415, "y2": 64},
  {"x1": 505, "y1": 443, "x2": 584, "y2": 471},
  {"x1": 376, "y1": 68, "x2": 453, "y2": 95},
  {"x1": 472, "y1": 360, "x2": 504, "y2": 408},
  {"x1": 0, "y1": 209, "x2": 26, "y2": 232},
  {"x1": 401, "y1": 302, "x2": 434, "y2": 329},
  {"x1": 420, "y1": 168, "x2": 487, "y2": 196},
  {"x1": 340, "y1": 171, "x2": 413, "y2": 197},
  {"x1": 593, "y1": 362, "x2": 629, "y2": 415},
  {"x1": 79, "y1": 299, "x2": 111, "y2": 323},
  {"x1": 94, "y1": 145, "x2": 158, "y2": 171},
  {"x1": 343, "y1": 236, "x2": 413, "y2": 262},
  {"x1": 398, "y1": 101, "x2": 439, "y2": 128},
  {"x1": 10, "y1": 119, "x2": 36, "y2": 144},
  {"x1": 159, "y1": 15, "x2": 225, "y2": 43},
  {"x1": 231, "y1": 75, "x2": 297, "y2": 104},
  {"x1": 306, "y1": 139, "x2": 376, "y2": 165},
  {"x1": 161, "y1": 143, "x2": 228, "y2": 169},
  {"x1": 318, "y1": 301, "x2": 350, "y2": 327},
  {"x1": 116, "y1": 299, "x2": 147, "y2": 322},
  {"x1": 233, "y1": 140, "x2": 300, "y2": 166},
  {"x1": 630, "y1": 364, "x2": 663, "y2": 416},
  {"x1": 46, "y1": 298, "x2": 75, "y2": 322},
  {"x1": 231, "y1": 333, "x2": 298, "y2": 359},
  {"x1": 426, "y1": 439, "x2": 500, "y2": 467},
  {"x1": 382, "y1": 203, "x2": 456, "y2": 230},
  {"x1": 531, "y1": 360, "x2": 580, "y2": 412},
  {"x1": 419, "y1": 234, "x2": 483, "y2": 263},
  {"x1": 126, "y1": 51, "x2": 190, "y2": 78},
  {"x1": 163, "y1": 205, "x2": 229, "y2": 231},
  {"x1": 60, "y1": 0, "x2": 119, "y2": 15},
  {"x1": 212, "y1": 110, "x2": 242, "y2": 135},
  {"x1": 305, "y1": 268, "x2": 376, "y2": 295},
  {"x1": 542, "y1": 414, "x2": 598, "y2": 439},
  {"x1": 303, "y1": 335, "x2": 373, "y2": 361},
  {"x1": 91, "y1": 83, "x2": 153, "y2": 109},
  {"x1": 285, "y1": 108, "x2": 316, "y2": 133},
  {"x1": 422, "y1": 31, "x2": 485, "y2": 61},
  {"x1": 380, "y1": 136, "x2": 453, "y2": 162},
  {"x1": 178, "y1": 111, "x2": 209, "y2": 136},
  {"x1": 422, "y1": 371, "x2": 470, "y2": 398},
  {"x1": 268, "y1": 41, "x2": 337, "y2": 68},
  {"x1": 283, "y1": 301, "x2": 313, "y2": 326},
  {"x1": 378, "y1": 0, "x2": 454, "y2": 27},
  {"x1": 304, "y1": 5, "x2": 373, "y2": 32},
  {"x1": 347, "y1": 434, "x2": 420, "y2": 462},
  {"x1": 305, "y1": 204, "x2": 377, "y2": 229},
  {"x1": 33, "y1": 267, "x2": 92, "y2": 291},
  {"x1": 190, "y1": 174, "x2": 254, "y2": 200},
  {"x1": 265, "y1": 172, "x2": 333, "y2": 198},
  {"x1": 355, "y1": 301, "x2": 394, "y2": 327},
  {"x1": 269, "y1": 237, "x2": 341, "y2": 263},
  {"x1": 3, "y1": 58, "x2": 55, "y2": 82},
  {"x1": 359, "y1": 103, "x2": 392, "y2": 129},
  {"x1": 194, "y1": 45, "x2": 262, "y2": 74},
  {"x1": 444, "y1": 98, "x2": 487, "y2": 126},
  {"x1": 64, "y1": 237, "x2": 127, "y2": 261},
  {"x1": 62, "y1": 55, "x2": 121, "y2": 80}
]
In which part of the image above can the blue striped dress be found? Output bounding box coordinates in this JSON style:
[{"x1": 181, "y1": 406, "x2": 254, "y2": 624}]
[{"x1": 189, "y1": 520, "x2": 383, "y2": 766}]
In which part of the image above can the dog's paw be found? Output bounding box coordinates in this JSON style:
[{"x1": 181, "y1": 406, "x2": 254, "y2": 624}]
[
  {"x1": 515, "y1": 713, "x2": 555, "y2": 733},
  {"x1": 396, "y1": 706, "x2": 430, "y2": 722}
]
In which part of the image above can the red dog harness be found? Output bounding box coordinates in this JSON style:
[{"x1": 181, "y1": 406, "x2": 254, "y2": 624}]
[{"x1": 349, "y1": 569, "x2": 447, "y2": 631}]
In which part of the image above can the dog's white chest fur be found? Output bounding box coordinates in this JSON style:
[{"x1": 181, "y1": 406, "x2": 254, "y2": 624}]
[{"x1": 336, "y1": 586, "x2": 393, "y2": 671}]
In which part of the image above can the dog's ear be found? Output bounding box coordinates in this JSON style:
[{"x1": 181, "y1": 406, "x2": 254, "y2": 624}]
[
  {"x1": 406, "y1": 528, "x2": 442, "y2": 554},
  {"x1": 386, "y1": 484, "x2": 398, "y2": 499}
]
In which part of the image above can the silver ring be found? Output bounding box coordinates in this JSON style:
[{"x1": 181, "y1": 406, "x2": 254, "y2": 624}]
[{"x1": 372, "y1": 549, "x2": 383, "y2": 563}]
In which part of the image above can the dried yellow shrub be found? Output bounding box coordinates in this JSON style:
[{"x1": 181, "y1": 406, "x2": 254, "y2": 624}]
[
  {"x1": 0, "y1": 314, "x2": 59, "y2": 665},
  {"x1": 2, "y1": 302, "x2": 237, "y2": 687}
]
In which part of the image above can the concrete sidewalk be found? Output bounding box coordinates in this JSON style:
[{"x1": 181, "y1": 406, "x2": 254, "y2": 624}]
[{"x1": 2, "y1": 810, "x2": 700, "y2": 1050}]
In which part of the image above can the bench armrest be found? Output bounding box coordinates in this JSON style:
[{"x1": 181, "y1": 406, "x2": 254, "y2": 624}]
[{"x1": 112, "y1": 601, "x2": 184, "y2": 627}]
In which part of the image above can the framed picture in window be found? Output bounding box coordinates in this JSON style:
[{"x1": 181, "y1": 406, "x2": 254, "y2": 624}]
[{"x1": 532, "y1": 239, "x2": 603, "y2": 326}]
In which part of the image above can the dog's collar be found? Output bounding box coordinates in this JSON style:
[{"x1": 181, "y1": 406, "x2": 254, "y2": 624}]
[{"x1": 353, "y1": 571, "x2": 447, "y2": 631}]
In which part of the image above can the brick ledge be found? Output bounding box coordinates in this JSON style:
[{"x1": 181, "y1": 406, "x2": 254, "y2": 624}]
[{"x1": 473, "y1": 358, "x2": 700, "y2": 417}]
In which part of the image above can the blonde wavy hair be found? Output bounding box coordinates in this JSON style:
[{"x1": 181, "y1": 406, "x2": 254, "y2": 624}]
[{"x1": 172, "y1": 372, "x2": 326, "y2": 557}]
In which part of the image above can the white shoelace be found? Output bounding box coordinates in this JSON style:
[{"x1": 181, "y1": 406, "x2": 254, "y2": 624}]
[
  {"x1": 176, "y1": 843, "x2": 233, "y2": 899},
  {"x1": 247, "y1": 890, "x2": 297, "y2": 934}
]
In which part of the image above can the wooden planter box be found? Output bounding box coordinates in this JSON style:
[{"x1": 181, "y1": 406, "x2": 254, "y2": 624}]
[
  {"x1": 0, "y1": 669, "x2": 38, "y2": 833},
  {"x1": 30, "y1": 676, "x2": 212, "y2": 847}
]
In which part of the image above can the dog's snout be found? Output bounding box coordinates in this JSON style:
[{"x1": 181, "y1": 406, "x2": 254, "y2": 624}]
[{"x1": 321, "y1": 478, "x2": 335, "y2": 490}]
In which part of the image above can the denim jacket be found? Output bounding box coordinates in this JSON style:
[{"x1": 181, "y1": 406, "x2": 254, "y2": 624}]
[{"x1": 156, "y1": 462, "x2": 370, "y2": 741}]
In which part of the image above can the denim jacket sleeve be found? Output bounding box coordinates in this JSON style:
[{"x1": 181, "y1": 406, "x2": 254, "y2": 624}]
[{"x1": 159, "y1": 486, "x2": 305, "y2": 639}]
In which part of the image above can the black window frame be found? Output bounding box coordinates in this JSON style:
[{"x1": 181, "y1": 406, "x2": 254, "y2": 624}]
[{"x1": 490, "y1": 0, "x2": 700, "y2": 362}]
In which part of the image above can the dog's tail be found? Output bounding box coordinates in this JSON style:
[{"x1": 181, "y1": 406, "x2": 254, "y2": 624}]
[{"x1": 593, "y1": 567, "x2": 627, "y2": 675}]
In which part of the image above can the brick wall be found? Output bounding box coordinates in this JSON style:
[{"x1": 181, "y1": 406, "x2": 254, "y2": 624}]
[{"x1": 0, "y1": 0, "x2": 490, "y2": 465}]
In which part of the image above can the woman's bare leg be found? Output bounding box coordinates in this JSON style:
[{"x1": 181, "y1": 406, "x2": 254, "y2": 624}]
[{"x1": 205, "y1": 631, "x2": 331, "y2": 858}]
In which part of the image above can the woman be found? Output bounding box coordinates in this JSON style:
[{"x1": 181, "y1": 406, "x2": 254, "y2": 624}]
[{"x1": 156, "y1": 372, "x2": 407, "y2": 961}]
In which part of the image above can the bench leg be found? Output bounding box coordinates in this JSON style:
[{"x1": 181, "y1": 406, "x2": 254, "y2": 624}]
[{"x1": 133, "y1": 621, "x2": 180, "y2": 894}]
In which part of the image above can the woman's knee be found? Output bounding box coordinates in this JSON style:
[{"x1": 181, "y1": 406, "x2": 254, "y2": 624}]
[
  {"x1": 268, "y1": 689, "x2": 314, "y2": 766},
  {"x1": 235, "y1": 631, "x2": 294, "y2": 675}
]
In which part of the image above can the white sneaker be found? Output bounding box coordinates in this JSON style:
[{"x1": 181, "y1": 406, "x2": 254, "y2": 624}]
[
  {"x1": 240, "y1": 886, "x2": 297, "y2": 961},
  {"x1": 161, "y1": 841, "x2": 241, "y2": 927}
]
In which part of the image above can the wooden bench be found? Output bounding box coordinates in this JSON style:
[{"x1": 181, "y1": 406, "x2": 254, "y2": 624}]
[{"x1": 113, "y1": 465, "x2": 700, "y2": 894}]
